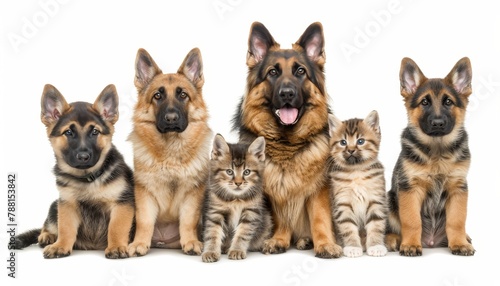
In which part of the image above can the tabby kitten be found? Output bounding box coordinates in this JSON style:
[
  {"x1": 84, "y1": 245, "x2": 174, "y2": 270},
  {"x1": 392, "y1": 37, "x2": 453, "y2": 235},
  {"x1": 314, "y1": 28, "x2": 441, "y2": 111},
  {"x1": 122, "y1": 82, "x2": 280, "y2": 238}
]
[
  {"x1": 328, "y1": 110, "x2": 388, "y2": 257},
  {"x1": 201, "y1": 134, "x2": 272, "y2": 263}
]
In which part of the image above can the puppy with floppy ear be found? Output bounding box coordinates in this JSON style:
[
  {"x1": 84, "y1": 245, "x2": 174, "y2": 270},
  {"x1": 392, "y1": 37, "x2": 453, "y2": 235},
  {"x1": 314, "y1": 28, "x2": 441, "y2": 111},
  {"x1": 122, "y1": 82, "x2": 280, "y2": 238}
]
[{"x1": 386, "y1": 57, "x2": 475, "y2": 256}]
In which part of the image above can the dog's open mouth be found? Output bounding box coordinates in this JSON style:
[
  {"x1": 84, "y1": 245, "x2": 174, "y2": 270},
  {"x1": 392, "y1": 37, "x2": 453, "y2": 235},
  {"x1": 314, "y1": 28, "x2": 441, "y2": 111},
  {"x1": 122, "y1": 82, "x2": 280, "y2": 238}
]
[{"x1": 274, "y1": 106, "x2": 300, "y2": 126}]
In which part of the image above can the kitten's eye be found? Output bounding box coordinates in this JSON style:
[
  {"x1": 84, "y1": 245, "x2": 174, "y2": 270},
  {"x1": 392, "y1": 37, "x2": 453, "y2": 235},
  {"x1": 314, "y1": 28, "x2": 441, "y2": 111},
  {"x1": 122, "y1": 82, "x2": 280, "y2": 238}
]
[
  {"x1": 268, "y1": 68, "x2": 278, "y2": 77},
  {"x1": 340, "y1": 140, "x2": 347, "y2": 146},
  {"x1": 421, "y1": 98, "x2": 429, "y2": 106},
  {"x1": 91, "y1": 128, "x2": 100, "y2": 136},
  {"x1": 226, "y1": 169, "x2": 234, "y2": 176},
  {"x1": 64, "y1": 129, "x2": 73, "y2": 137},
  {"x1": 357, "y1": 138, "x2": 365, "y2": 145},
  {"x1": 153, "y1": 92, "x2": 162, "y2": 100},
  {"x1": 243, "y1": 169, "x2": 251, "y2": 176}
]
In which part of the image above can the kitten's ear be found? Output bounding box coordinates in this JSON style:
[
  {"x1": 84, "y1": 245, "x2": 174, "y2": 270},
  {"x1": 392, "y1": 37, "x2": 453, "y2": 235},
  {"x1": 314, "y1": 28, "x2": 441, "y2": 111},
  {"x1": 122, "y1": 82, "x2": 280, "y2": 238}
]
[
  {"x1": 400, "y1": 57, "x2": 426, "y2": 98},
  {"x1": 364, "y1": 110, "x2": 380, "y2": 135},
  {"x1": 248, "y1": 136, "x2": 266, "y2": 162},
  {"x1": 212, "y1": 134, "x2": 230, "y2": 161},
  {"x1": 444, "y1": 57, "x2": 472, "y2": 97},
  {"x1": 135, "y1": 48, "x2": 163, "y2": 91},
  {"x1": 41, "y1": 84, "x2": 70, "y2": 127},
  {"x1": 327, "y1": 114, "x2": 343, "y2": 138},
  {"x1": 93, "y1": 84, "x2": 119, "y2": 125}
]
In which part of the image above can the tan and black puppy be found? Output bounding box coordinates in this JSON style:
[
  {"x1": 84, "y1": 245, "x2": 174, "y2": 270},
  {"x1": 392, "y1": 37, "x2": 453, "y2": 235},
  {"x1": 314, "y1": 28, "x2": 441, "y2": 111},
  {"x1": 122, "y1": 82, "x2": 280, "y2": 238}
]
[
  {"x1": 232, "y1": 22, "x2": 342, "y2": 258},
  {"x1": 127, "y1": 48, "x2": 212, "y2": 256},
  {"x1": 13, "y1": 84, "x2": 135, "y2": 259},
  {"x1": 386, "y1": 57, "x2": 475, "y2": 256}
]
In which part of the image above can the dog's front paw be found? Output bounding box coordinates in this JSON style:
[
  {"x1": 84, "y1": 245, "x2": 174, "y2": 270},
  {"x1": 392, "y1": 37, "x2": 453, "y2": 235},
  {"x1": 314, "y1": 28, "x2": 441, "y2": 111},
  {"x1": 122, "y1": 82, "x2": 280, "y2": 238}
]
[
  {"x1": 43, "y1": 243, "x2": 72, "y2": 259},
  {"x1": 314, "y1": 243, "x2": 342, "y2": 259},
  {"x1": 385, "y1": 233, "x2": 401, "y2": 252},
  {"x1": 38, "y1": 232, "x2": 57, "y2": 248},
  {"x1": 228, "y1": 249, "x2": 247, "y2": 260},
  {"x1": 296, "y1": 237, "x2": 313, "y2": 250},
  {"x1": 202, "y1": 251, "x2": 220, "y2": 263},
  {"x1": 105, "y1": 245, "x2": 129, "y2": 259},
  {"x1": 367, "y1": 245, "x2": 387, "y2": 257},
  {"x1": 262, "y1": 238, "x2": 289, "y2": 254},
  {"x1": 343, "y1": 246, "x2": 363, "y2": 258},
  {"x1": 399, "y1": 243, "x2": 422, "y2": 256},
  {"x1": 450, "y1": 243, "x2": 475, "y2": 256},
  {"x1": 127, "y1": 241, "x2": 150, "y2": 257},
  {"x1": 182, "y1": 240, "x2": 203, "y2": 255}
]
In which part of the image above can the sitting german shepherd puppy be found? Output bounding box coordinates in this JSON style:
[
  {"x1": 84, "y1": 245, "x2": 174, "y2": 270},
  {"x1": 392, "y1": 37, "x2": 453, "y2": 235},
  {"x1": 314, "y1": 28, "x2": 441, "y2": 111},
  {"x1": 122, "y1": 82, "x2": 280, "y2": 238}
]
[{"x1": 12, "y1": 84, "x2": 135, "y2": 259}]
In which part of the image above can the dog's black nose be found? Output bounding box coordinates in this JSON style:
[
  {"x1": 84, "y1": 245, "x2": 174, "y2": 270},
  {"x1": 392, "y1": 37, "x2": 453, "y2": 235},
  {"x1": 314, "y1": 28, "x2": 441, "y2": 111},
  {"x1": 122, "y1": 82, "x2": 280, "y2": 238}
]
[
  {"x1": 165, "y1": 111, "x2": 179, "y2": 123},
  {"x1": 279, "y1": 87, "x2": 296, "y2": 100},
  {"x1": 431, "y1": 118, "x2": 445, "y2": 128},
  {"x1": 76, "y1": 152, "x2": 91, "y2": 162}
]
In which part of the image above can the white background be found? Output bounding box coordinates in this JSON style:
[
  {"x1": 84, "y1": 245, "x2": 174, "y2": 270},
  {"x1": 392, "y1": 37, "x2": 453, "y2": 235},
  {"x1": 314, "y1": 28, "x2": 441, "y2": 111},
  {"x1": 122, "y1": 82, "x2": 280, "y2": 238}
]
[{"x1": 1, "y1": 0, "x2": 499, "y2": 285}]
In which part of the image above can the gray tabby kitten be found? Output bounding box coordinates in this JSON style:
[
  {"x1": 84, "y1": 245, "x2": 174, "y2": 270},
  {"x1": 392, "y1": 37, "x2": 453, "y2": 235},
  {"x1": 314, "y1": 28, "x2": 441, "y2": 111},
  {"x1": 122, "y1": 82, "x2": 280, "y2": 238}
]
[
  {"x1": 202, "y1": 134, "x2": 272, "y2": 263},
  {"x1": 328, "y1": 111, "x2": 388, "y2": 257}
]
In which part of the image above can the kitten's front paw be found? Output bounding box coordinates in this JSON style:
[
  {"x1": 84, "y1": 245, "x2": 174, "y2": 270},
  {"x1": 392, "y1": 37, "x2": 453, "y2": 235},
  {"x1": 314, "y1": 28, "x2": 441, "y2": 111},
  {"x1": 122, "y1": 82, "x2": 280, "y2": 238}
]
[
  {"x1": 262, "y1": 238, "x2": 289, "y2": 254},
  {"x1": 399, "y1": 243, "x2": 422, "y2": 257},
  {"x1": 182, "y1": 240, "x2": 203, "y2": 255},
  {"x1": 127, "y1": 241, "x2": 150, "y2": 257},
  {"x1": 105, "y1": 245, "x2": 129, "y2": 259},
  {"x1": 367, "y1": 245, "x2": 387, "y2": 257},
  {"x1": 43, "y1": 243, "x2": 72, "y2": 259},
  {"x1": 228, "y1": 249, "x2": 247, "y2": 260},
  {"x1": 202, "y1": 251, "x2": 220, "y2": 263},
  {"x1": 343, "y1": 246, "x2": 363, "y2": 258},
  {"x1": 450, "y1": 243, "x2": 475, "y2": 256},
  {"x1": 315, "y1": 243, "x2": 343, "y2": 258}
]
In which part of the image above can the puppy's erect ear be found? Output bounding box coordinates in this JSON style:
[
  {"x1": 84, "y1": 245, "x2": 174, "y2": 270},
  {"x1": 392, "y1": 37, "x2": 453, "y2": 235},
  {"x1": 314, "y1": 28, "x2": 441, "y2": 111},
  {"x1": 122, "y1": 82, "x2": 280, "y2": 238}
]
[
  {"x1": 178, "y1": 48, "x2": 204, "y2": 90},
  {"x1": 327, "y1": 114, "x2": 343, "y2": 139},
  {"x1": 93, "y1": 84, "x2": 119, "y2": 125},
  {"x1": 248, "y1": 136, "x2": 266, "y2": 162},
  {"x1": 295, "y1": 22, "x2": 325, "y2": 65},
  {"x1": 400, "y1": 57, "x2": 427, "y2": 98},
  {"x1": 247, "y1": 22, "x2": 278, "y2": 67},
  {"x1": 135, "y1": 48, "x2": 163, "y2": 91},
  {"x1": 364, "y1": 110, "x2": 381, "y2": 136},
  {"x1": 212, "y1": 133, "x2": 230, "y2": 161},
  {"x1": 41, "y1": 84, "x2": 69, "y2": 126},
  {"x1": 445, "y1": 57, "x2": 472, "y2": 97}
]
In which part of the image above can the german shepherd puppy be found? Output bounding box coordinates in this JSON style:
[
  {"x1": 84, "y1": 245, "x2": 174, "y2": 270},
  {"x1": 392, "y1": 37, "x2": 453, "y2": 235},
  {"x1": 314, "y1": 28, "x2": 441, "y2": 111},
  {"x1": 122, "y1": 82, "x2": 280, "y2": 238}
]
[
  {"x1": 12, "y1": 84, "x2": 135, "y2": 259},
  {"x1": 386, "y1": 57, "x2": 475, "y2": 256},
  {"x1": 232, "y1": 22, "x2": 342, "y2": 258},
  {"x1": 127, "y1": 48, "x2": 212, "y2": 256}
]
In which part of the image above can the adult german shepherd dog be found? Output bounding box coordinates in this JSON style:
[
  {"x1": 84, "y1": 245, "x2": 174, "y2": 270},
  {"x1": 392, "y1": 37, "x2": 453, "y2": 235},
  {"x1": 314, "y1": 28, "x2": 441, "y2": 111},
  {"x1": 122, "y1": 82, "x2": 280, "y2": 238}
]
[
  {"x1": 127, "y1": 48, "x2": 212, "y2": 257},
  {"x1": 12, "y1": 84, "x2": 135, "y2": 259},
  {"x1": 386, "y1": 57, "x2": 475, "y2": 256},
  {"x1": 232, "y1": 22, "x2": 342, "y2": 258}
]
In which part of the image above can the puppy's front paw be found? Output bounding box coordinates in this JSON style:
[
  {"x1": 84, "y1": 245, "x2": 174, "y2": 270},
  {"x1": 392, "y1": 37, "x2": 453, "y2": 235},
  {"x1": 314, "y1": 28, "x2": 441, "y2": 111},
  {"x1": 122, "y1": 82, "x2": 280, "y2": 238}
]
[
  {"x1": 127, "y1": 241, "x2": 150, "y2": 257},
  {"x1": 38, "y1": 232, "x2": 57, "y2": 248},
  {"x1": 315, "y1": 243, "x2": 343, "y2": 259},
  {"x1": 202, "y1": 251, "x2": 220, "y2": 263},
  {"x1": 262, "y1": 238, "x2": 289, "y2": 254},
  {"x1": 228, "y1": 249, "x2": 247, "y2": 260},
  {"x1": 43, "y1": 243, "x2": 72, "y2": 259},
  {"x1": 450, "y1": 243, "x2": 475, "y2": 256},
  {"x1": 105, "y1": 245, "x2": 129, "y2": 259},
  {"x1": 182, "y1": 240, "x2": 203, "y2": 255},
  {"x1": 399, "y1": 243, "x2": 422, "y2": 257},
  {"x1": 296, "y1": 237, "x2": 313, "y2": 250}
]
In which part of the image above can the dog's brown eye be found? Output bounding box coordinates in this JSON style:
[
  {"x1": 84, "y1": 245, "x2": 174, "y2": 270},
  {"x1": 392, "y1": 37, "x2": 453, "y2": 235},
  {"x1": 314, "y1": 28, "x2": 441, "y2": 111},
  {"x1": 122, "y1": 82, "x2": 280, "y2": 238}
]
[
  {"x1": 268, "y1": 69, "x2": 277, "y2": 76},
  {"x1": 91, "y1": 128, "x2": 100, "y2": 136},
  {"x1": 421, "y1": 98, "x2": 429, "y2": 106},
  {"x1": 180, "y1": 92, "x2": 188, "y2": 99},
  {"x1": 153, "y1": 92, "x2": 162, "y2": 100},
  {"x1": 444, "y1": 98, "x2": 453, "y2": 106},
  {"x1": 296, "y1": 67, "x2": 306, "y2": 75}
]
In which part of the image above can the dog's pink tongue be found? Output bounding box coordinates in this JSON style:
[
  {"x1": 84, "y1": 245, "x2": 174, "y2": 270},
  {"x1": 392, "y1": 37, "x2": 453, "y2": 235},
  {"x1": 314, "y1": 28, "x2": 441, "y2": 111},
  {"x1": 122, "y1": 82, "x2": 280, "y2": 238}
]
[{"x1": 279, "y1": 107, "x2": 299, "y2": 125}]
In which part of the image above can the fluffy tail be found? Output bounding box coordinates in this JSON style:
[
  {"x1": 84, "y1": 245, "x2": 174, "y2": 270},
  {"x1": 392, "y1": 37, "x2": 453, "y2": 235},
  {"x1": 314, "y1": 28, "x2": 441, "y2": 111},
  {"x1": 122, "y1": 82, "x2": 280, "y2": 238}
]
[{"x1": 9, "y1": 229, "x2": 41, "y2": 250}]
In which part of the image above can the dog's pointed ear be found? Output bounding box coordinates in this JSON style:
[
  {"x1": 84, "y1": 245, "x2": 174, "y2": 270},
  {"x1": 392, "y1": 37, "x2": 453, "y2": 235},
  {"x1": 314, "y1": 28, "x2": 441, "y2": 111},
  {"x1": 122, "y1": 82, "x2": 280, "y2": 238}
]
[
  {"x1": 327, "y1": 114, "x2": 343, "y2": 138},
  {"x1": 248, "y1": 136, "x2": 266, "y2": 162},
  {"x1": 135, "y1": 48, "x2": 162, "y2": 91},
  {"x1": 247, "y1": 22, "x2": 278, "y2": 67},
  {"x1": 400, "y1": 57, "x2": 427, "y2": 98},
  {"x1": 41, "y1": 84, "x2": 69, "y2": 126},
  {"x1": 93, "y1": 84, "x2": 119, "y2": 125},
  {"x1": 364, "y1": 110, "x2": 381, "y2": 136},
  {"x1": 445, "y1": 57, "x2": 472, "y2": 97},
  {"x1": 296, "y1": 22, "x2": 325, "y2": 65},
  {"x1": 178, "y1": 48, "x2": 204, "y2": 89},
  {"x1": 212, "y1": 134, "x2": 230, "y2": 161}
]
